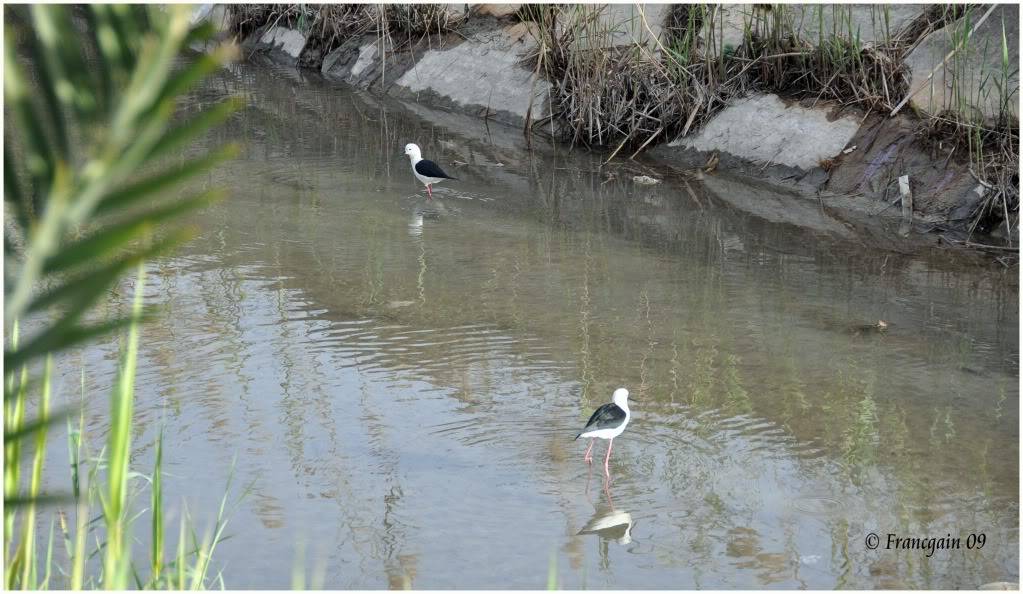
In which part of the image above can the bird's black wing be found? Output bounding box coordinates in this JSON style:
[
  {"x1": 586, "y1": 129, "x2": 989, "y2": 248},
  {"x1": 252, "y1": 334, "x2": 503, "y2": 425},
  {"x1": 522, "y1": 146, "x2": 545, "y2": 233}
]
[
  {"x1": 415, "y1": 159, "x2": 457, "y2": 180},
  {"x1": 576, "y1": 403, "x2": 626, "y2": 438}
]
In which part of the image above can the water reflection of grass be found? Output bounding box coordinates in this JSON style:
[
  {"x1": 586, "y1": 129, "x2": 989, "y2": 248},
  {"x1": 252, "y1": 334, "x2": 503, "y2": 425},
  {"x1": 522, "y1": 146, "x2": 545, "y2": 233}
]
[
  {"x1": 262, "y1": 172, "x2": 1016, "y2": 536},
  {"x1": 140, "y1": 53, "x2": 1016, "y2": 585},
  {"x1": 841, "y1": 392, "x2": 879, "y2": 471},
  {"x1": 720, "y1": 354, "x2": 752, "y2": 415},
  {"x1": 684, "y1": 336, "x2": 718, "y2": 408}
]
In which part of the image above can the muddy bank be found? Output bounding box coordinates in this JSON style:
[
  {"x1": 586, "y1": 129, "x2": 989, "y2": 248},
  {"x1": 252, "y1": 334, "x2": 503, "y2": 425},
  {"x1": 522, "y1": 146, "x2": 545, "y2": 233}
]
[{"x1": 203, "y1": 3, "x2": 1019, "y2": 254}]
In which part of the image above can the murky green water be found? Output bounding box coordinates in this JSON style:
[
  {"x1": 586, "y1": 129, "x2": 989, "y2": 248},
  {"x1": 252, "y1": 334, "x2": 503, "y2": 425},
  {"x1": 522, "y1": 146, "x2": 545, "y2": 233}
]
[{"x1": 43, "y1": 57, "x2": 1018, "y2": 588}]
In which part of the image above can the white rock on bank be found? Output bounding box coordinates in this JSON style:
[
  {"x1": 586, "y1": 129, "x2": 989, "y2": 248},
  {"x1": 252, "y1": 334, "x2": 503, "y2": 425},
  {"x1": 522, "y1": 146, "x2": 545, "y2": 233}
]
[
  {"x1": 260, "y1": 25, "x2": 307, "y2": 61},
  {"x1": 350, "y1": 43, "x2": 378, "y2": 79},
  {"x1": 904, "y1": 4, "x2": 1019, "y2": 123},
  {"x1": 670, "y1": 93, "x2": 861, "y2": 171},
  {"x1": 699, "y1": 4, "x2": 755, "y2": 53},
  {"x1": 442, "y1": 3, "x2": 469, "y2": 18},
  {"x1": 786, "y1": 4, "x2": 924, "y2": 46},
  {"x1": 570, "y1": 4, "x2": 670, "y2": 50},
  {"x1": 189, "y1": 4, "x2": 232, "y2": 50},
  {"x1": 393, "y1": 23, "x2": 550, "y2": 126},
  {"x1": 700, "y1": 4, "x2": 926, "y2": 57},
  {"x1": 475, "y1": 4, "x2": 521, "y2": 19}
]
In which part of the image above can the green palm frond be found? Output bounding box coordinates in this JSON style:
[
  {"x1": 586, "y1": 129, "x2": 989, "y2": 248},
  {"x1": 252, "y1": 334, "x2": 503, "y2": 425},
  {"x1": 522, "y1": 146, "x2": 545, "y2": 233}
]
[
  {"x1": 4, "y1": 5, "x2": 238, "y2": 354},
  {"x1": 3, "y1": 2, "x2": 239, "y2": 552}
]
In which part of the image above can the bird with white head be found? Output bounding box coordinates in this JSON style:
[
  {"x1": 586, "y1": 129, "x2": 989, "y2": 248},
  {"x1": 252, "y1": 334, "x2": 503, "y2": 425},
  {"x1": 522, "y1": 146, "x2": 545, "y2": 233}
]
[
  {"x1": 576, "y1": 388, "x2": 632, "y2": 476},
  {"x1": 403, "y1": 143, "x2": 457, "y2": 199}
]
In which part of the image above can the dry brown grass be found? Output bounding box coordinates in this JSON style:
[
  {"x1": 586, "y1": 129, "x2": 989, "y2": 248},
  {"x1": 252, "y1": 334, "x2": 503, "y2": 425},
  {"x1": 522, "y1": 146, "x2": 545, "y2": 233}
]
[
  {"x1": 227, "y1": 4, "x2": 465, "y2": 62},
  {"x1": 521, "y1": 3, "x2": 1017, "y2": 243},
  {"x1": 522, "y1": 4, "x2": 731, "y2": 155},
  {"x1": 227, "y1": 3, "x2": 1018, "y2": 243},
  {"x1": 522, "y1": 4, "x2": 919, "y2": 149},
  {"x1": 736, "y1": 36, "x2": 910, "y2": 113},
  {"x1": 926, "y1": 112, "x2": 1019, "y2": 241},
  {"x1": 384, "y1": 4, "x2": 466, "y2": 37}
]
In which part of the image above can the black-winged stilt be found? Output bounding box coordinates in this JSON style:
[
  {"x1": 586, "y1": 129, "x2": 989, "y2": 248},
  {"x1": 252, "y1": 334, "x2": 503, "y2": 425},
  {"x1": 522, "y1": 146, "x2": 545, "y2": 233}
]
[
  {"x1": 576, "y1": 388, "x2": 632, "y2": 476},
  {"x1": 404, "y1": 143, "x2": 457, "y2": 199}
]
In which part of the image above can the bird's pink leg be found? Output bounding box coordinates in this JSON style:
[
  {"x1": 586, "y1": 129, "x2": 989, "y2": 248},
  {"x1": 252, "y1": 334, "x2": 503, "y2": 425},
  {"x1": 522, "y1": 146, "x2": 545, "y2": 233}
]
[
  {"x1": 603, "y1": 438, "x2": 614, "y2": 477},
  {"x1": 583, "y1": 439, "x2": 595, "y2": 463},
  {"x1": 427, "y1": 184, "x2": 433, "y2": 200}
]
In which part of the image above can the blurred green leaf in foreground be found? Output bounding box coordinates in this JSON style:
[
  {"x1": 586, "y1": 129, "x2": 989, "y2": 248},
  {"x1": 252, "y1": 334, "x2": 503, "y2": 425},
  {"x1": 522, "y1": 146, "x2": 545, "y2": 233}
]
[{"x1": 5, "y1": 4, "x2": 241, "y2": 588}]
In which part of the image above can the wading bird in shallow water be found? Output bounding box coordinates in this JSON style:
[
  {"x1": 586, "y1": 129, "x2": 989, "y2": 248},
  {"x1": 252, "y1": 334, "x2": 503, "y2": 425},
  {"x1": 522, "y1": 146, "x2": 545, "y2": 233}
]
[
  {"x1": 404, "y1": 143, "x2": 457, "y2": 199},
  {"x1": 576, "y1": 388, "x2": 632, "y2": 476}
]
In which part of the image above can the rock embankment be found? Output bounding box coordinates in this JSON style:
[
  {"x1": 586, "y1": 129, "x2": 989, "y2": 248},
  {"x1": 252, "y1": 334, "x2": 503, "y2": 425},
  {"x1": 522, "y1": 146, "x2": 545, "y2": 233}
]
[{"x1": 201, "y1": 3, "x2": 1018, "y2": 247}]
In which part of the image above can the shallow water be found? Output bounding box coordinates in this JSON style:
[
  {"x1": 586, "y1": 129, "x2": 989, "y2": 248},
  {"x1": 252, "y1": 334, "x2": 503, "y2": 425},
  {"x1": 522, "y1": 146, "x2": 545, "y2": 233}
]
[{"x1": 40, "y1": 57, "x2": 1018, "y2": 588}]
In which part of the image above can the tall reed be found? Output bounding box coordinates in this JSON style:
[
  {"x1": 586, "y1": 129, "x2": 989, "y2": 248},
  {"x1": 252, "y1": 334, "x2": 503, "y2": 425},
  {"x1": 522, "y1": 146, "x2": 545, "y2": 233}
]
[
  {"x1": 928, "y1": 5, "x2": 1018, "y2": 240},
  {"x1": 4, "y1": 267, "x2": 241, "y2": 590},
  {"x1": 101, "y1": 264, "x2": 146, "y2": 589},
  {"x1": 4, "y1": 4, "x2": 242, "y2": 587}
]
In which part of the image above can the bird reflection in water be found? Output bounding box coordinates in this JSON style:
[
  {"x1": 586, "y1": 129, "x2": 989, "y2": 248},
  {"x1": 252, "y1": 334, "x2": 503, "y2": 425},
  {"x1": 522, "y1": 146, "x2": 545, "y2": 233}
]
[
  {"x1": 578, "y1": 505, "x2": 634, "y2": 547},
  {"x1": 579, "y1": 470, "x2": 634, "y2": 568},
  {"x1": 408, "y1": 212, "x2": 424, "y2": 237},
  {"x1": 407, "y1": 200, "x2": 446, "y2": 238}
]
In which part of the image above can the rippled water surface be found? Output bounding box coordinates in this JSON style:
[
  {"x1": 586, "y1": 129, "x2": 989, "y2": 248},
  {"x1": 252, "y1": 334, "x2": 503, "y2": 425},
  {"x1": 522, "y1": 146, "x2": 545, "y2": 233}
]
[{"x1": 42, "y1": 57, "x2": 1018, "y2": 588}]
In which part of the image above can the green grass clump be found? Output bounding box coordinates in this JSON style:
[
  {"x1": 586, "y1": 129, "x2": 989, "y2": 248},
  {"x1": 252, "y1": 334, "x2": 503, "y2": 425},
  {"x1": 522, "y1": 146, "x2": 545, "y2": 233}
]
[
  {"x1": 923, "y1": 6, "x2": 1019, "y2": 241},
  {"x1": 4, "y1": 4, "x2": 242, "y2": 588},
  {"x1": 5, "y1": 268, "x2": 244, "y2": 589}
]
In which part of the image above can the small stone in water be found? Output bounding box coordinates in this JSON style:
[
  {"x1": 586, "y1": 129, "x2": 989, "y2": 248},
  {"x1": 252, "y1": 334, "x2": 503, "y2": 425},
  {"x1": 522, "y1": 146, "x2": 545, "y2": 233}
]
[{"x1": 633, "y1": 175, "x2": 660, "y2": 185}]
